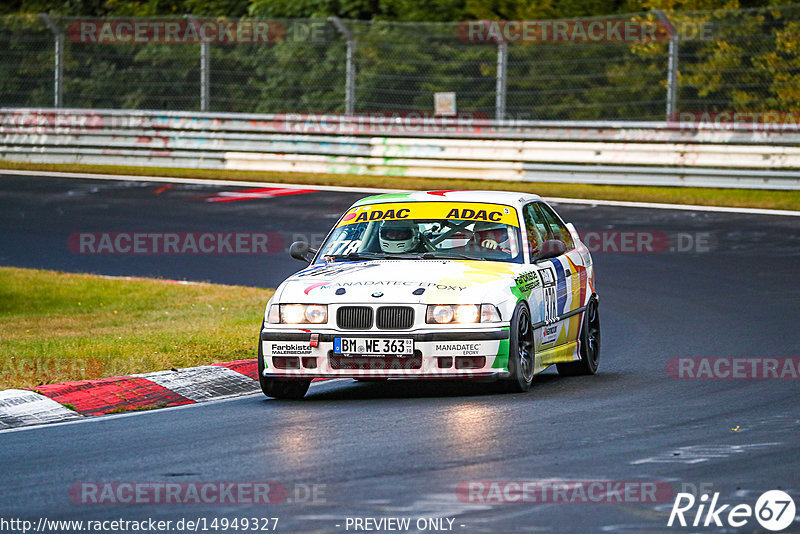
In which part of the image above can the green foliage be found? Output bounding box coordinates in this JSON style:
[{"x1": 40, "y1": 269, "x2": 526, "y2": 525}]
[
  {"x1": 3, "y1": 0, "x2": 798, "y2": 19},
  {"x1": 1, "y1": 1, "x2": 799, "y2": 118}
]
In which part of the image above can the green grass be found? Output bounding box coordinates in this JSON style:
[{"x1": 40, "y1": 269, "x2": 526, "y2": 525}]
[
  {"x1": 0, "y1": 267, "x2": 273, "y2": 390},
  {"x1": 2, "y1": 160, "x2": 798, "y2": 211}
]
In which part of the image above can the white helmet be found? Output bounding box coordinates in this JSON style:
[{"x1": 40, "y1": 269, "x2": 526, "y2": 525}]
[
  {"x1": 379, "y1": 221, "x2": 420, "y2": 253},
  {"x1": 473, "y1": 221, "x2": 509, "y2": 250}
]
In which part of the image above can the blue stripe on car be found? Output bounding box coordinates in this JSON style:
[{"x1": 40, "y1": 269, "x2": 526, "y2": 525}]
[{"x1": 550, "y1": 258, "x2": 568, "y2": 315}]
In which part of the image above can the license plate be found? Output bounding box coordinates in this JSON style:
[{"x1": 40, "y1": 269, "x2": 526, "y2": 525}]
[{"x1": 334, "y1": 337, "x2": 414, "y2": 355}]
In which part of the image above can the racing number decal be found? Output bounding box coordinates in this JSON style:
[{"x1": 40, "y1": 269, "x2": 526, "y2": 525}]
[
  {"x1": 543, "y1": 286, "x2": 557, "y2": 323},
  {"x1": 538, "y1": 266, "x2": 558, "y2": 325},
  {"x1": 325, "y1": 239, "x2": 362, "y2": 255},
  {"x1": 540, "y1": 268, "x2": 555, "y2": 287}
]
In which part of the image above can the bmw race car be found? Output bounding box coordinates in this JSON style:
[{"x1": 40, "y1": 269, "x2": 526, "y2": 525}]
[{"x1": 258, "y1": 190, "x2": 599, "y2": 399}]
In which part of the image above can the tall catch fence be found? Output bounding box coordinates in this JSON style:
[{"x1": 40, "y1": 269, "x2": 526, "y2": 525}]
[{"x1": 1, "y1": 5, "x2": 799, "y2": 121}]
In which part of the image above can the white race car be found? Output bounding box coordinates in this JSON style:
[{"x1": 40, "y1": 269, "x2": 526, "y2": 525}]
[{"x1": 258, "y1": 190, "x2": 599, "y2": 399}]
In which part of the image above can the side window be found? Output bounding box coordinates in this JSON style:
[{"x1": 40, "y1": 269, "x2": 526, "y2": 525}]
[
  {"x1": 535, "y1": 203, "x2": 574, "y2": 250},
  {"x1": 522, "y1": 203, "x2": 546, "y2": 259}
]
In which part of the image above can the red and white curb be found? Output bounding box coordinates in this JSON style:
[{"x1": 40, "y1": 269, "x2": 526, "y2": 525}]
[
  {"x1": 0, "y1": 389, "x2": 81, "y2": 429},
  {"x1": 0, "y1": 359, "x2": 329, "y2": 430},
  {"x1": 206, "y1": 186, "x2": 317, "y2": 203}
]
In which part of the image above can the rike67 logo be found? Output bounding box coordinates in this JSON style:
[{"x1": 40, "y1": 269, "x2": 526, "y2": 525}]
[{"x1": 668, "y1": 490, "x2": 796, "y2": 531}]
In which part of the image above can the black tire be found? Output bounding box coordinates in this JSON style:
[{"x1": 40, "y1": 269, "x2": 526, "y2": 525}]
[
  {"x1": 502, "y1": 303, "x2": 535, "y2": 392},
  {"x1": 557, "y1": 298, "x2": 600, "y2": 376},
  {"x1": 257, "y1": 321, "x2": 312, "y2": 399}
]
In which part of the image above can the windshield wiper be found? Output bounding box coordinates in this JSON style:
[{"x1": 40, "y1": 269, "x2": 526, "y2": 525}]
[
  {"x1": 325, "y1": 252, "x2": 383, "y2": 261},
  {"x1": 326, "y1": 252, "x2": 423, "y2": 261},
  {"x1": 422, "y1": 251, "x2": 486, "y2": 261}
]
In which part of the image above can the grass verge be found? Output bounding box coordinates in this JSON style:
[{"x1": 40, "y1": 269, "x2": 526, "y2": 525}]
[
  {"x1": 1, "y1": 160, "x2": 798, "y2": 211},
  {"x1": 0, "y1": 267, "x2": 273, "y2": 390}
]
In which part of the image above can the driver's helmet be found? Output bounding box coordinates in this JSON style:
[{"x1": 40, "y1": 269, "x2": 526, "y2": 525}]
[
  {"x1": 379, "y1": 220, "x2": 420, "y2": 253},
  {"x1": 473, "y1": 221, "x2": 509, "y2": 251}
]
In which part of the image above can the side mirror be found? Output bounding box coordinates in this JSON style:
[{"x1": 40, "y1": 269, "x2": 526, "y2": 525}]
[
  {"x1": 289, "y1": 241, "x2": 317, "y2": 263},
  {"x1": 535, "y1": 240, "x2": 567, "y2": 262}
]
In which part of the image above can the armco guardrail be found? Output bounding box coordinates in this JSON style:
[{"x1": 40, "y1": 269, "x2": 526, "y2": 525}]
[{"x1": 2, "y1": 108, "x2": 800, "y2": 189}]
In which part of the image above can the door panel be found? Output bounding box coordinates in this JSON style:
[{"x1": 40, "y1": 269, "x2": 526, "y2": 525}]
[{"x1": 522, "y1": 202, "x2": 590, "y2": 365}]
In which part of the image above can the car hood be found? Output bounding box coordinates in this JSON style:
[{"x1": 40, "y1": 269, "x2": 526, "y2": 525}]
[{"x1": 276, "y1": 260, "x2": 520, "y2": 305}]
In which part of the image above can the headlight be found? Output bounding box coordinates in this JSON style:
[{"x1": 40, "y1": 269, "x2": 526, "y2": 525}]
[
  {"x1": 455, "y1": 304, "x2": 479, "y2": 323},
  {"x1": 429, "y1": 305, "x2": 455, "y2": 324},
  {"x1": 426, "y1": 304, "x2": 501, "y2": 324},
  {"x1": 272, "y1": 304, "x2": 328, "y2": 324},
  {"x1": 267, "y1": 304, "x2": 280, "y2": 323},
  {"x1": 304, "y1": 305, "x2": 327, "y2": 324},
  {"x1": 480, "y1": 304, "x2": 502, "y2": 323}
]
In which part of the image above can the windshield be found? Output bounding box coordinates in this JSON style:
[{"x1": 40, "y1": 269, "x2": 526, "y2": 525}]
[{"x1": 315, "y1": 201, "x2": 523, "y2": 264}]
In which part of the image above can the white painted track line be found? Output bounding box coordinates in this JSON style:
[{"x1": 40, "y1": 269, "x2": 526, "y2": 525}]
[{"x1": 1, "y1": 168, "x2": 797, "y2": 216}]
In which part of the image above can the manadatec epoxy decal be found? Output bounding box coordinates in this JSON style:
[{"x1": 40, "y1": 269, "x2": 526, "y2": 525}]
[{"x1": 293, "y1": 262, "x2": 380, "y2": 278}]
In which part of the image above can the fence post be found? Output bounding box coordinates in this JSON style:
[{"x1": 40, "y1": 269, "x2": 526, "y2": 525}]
[
  {"x1": 38, "y1": 14, "x2": 63, "y2": 108},
  {"x1": 654, "y1": 10, "x2": 678, "y2": 121},
  {"x1": 496, "y1": 40, "x2": 508, "y2": 121},
  {"x1": 200, "y1": 41, "x2": 210, "y2": 111},
  {"x1": 329, "y1": 17, "x2": 355, "y2": 115},
  {"x1": 186, "y1": 16, "x2": 210, "y2": 111}
]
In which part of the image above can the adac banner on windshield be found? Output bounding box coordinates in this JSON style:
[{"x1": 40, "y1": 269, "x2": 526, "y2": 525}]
[{"x1": 337, "y1": 202, "x2": 520, "y2": 227}]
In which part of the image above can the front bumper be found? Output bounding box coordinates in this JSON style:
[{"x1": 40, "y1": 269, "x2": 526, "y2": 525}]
[{"x1": 261, "y1": 327, "x2": 511, "y2": 380}]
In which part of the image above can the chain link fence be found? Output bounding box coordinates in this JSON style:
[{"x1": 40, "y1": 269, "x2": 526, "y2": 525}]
[{"x1": 1, "y1": 5, "x2": 798, "y2": 120}]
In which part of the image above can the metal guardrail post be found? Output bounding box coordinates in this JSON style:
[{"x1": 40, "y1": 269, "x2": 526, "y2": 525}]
[
  {"x1": 654, "y1": 10, "x2": 678, "y2": 121},
  {"x1": 329, "y1": 17, "x2": 356, "y2": 115},
  {"x1": 200, "y1": 41, "x2": 210, "y2": 111},
  {"x1": 496, "y1": 41, "x2": 508, "y2": 121},
  {"x1": 38, "y1": 14, "x2": 63, "y2": 108},
  {"x1": 186, "y1": 16, "x2": 210, "y2": 112}
]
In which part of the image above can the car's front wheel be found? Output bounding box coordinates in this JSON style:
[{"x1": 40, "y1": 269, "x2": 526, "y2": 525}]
[
  {"x1": 257, "y1": 322, "x2": 312, "y2": 399},
  {"x1": 557, "y1": 297, "x2": 600, "y2": 376},
  {"x1": 502, "y1": 302, "x2": 534, "y2": 392}
]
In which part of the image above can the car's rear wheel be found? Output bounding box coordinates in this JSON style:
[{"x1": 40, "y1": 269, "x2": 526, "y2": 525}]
[
  {"x1": 257, "y1": 321, "x2": 312, "y2": 399},
  {"x1": 502, "y1": 303, "x2": 534, "y2": 392},
  {"x1": 557, "y1": 298, "x2": 600, "y2": 376}
]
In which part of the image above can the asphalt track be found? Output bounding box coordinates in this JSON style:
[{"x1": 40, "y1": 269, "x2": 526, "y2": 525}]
[{"x1": 1, "y1": 174, "x2": 799, "y2": 533}]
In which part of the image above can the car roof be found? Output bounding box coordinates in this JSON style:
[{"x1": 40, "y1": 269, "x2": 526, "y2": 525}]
[{"x1": 353, "y1": 190, "x2": 542, "y2": 208}]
